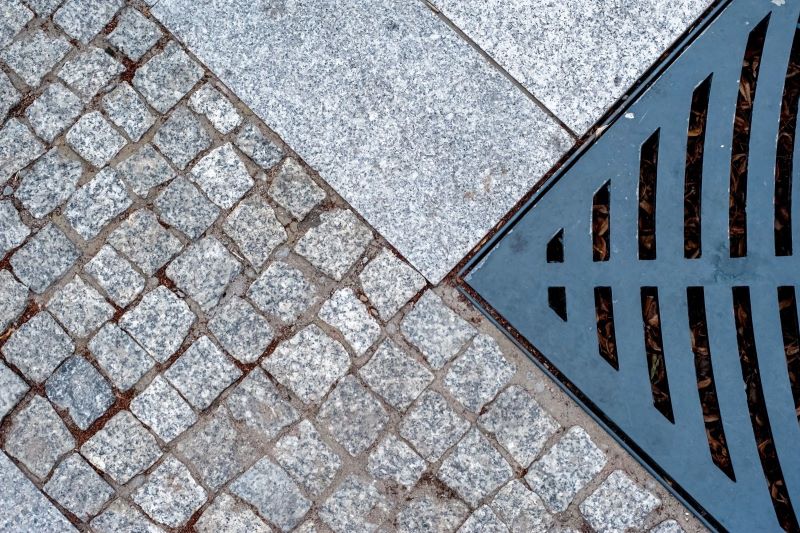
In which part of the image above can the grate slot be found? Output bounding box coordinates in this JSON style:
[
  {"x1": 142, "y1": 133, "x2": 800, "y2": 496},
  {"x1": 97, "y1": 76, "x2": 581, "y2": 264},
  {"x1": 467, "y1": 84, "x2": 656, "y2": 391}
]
[
  {"x1": 775, "y1": 26, "x2": 800, "y2": 256},
  {"x1": 592, "y1": 181, "x2": 611, "y2": 262},
  {"x1": 549, "y1": 287, "x2": 568, "y2": 321},
  {"x1": 729, "y1": 16, "x2": 770, "y2": 258},
  {"x1": 687, "y1": 286, "x2": 735, "y2": 480},
  {"x1": 638, "y1": 131, "x2": 660, "y2": 260},
  {"x1": 732, "y1": 287, "x2": 799, "y2": 531},
  {"x1": 777, "y1": 286, "x2": 800, "y2": 422},
  {"x1": 547, "y1": 229, "x2": 564, "y2": 263},
  {"x1": 684, "y1": 76, "x2": 712, "y2": 259},
  {"x1": 594, "y1": 286, "x2": 619, "y2": 370},
  {"x1": 640, "y1": 287, "x2": 674, "y2": 421}
]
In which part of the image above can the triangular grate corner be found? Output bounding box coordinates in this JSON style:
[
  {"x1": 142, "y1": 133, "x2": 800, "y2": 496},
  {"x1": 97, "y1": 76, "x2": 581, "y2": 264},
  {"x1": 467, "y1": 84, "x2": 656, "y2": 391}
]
[{"x1": 460, "y1": 0, "x2": 800, "y2": 531}]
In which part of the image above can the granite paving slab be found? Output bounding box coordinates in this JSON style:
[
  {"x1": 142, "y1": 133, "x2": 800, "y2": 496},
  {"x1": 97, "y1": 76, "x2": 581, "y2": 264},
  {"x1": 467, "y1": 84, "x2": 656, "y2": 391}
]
[
  {"x1": 433, "y1": 0, "x2": 712, "y2": 134},
  {"x1": 151, "y1": 0, "x2": 571, "y2": 283}
]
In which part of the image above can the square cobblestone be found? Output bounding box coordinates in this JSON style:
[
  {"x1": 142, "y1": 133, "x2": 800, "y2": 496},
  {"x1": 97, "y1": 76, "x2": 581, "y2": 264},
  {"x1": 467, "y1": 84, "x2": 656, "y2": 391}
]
[
  {"x1": 154, "y1": 105, "x2": 211, "y2": 169},
  {"x1": 25, "y1": 82, "x2": 82, "y2": 142},
  {"x1": 155, "y1": 176, "x2": 219, "y2": 239},
  {"x1": 66, "y1": 112, "x2": 127, "y2": 167},
  {"x1": 108, "y1": 7, "x2": 162, "y2": 61},
  {"x1": 320, "y1": 475, "x2": 390, "y2": 533},
  {"x1": 167, "y1": 237, "x2": 241, "y2": 311},
  {"x1": 81, "y1": 410, "x2": 162, "y2": 484},
  {"x1": 90, "y1": 500, "x2": 163, "y2": 533},
  {"x1": 444, "y1": 334, "x2": 515, "y2": 413},
  {"x1": 190, "y1": 82, "x2": 242, "y2": 134},
  {"x1": 295, "y1": 209, "x2": 372, "y2": 281},
  {"x1": 120, "y1": 285, "x2": 195, "y2": 362},
  {"x1": 88, "y1": 322, "x2": 155, "y2": 391},
  {"x1": 248, "y1": 261, "x2": 317, "y2": 322},
  {"x1": 4, "y1": 395, "x2": 75, "y2": 479},
  {"x1": 235, "y1": 119, "x2": 283, "y2": 170},
  {"x1": 24, "y1": 0, "x2": 61, "y2": 16},
  {"x1": 116, "y1": 144, "x2": 175, "y2": 197},
  {"x1": 53, "y1": 0, "x2": 123, "y2": 43},
  {"x1": 268, "y1": 158, "x2": 324, "y2": 220},
  {"x1": 396, "y1": 494, "x2": 468, "y2": 533},
  {"x1": 478, "y1": 385, "x2": 559, "y2": 468},
  {"x1": 0, "y1": 1, "x2": 31, "y2": 49},
  {"x1": 47, "y1": 276, "x2": 113, "y2": 338},
  {"x1": 359, "y1": 339, "x2": 433, "y2": 411},
  {"x1": 0, "y1": 71, "x2": 19, "y2": 120},
  {"x1": 1, "y1": 30, "x2": 71, "y2": 87},
  {"x1": 317, "y1": 375, "x2": 387, "y2": 456},
  {"x1": 399, "y1": 390, "x2": 469, "y2": 462},
  {"x1": 131, "y1": 375, "x2": 197, "y2": 442},
  {"x1": 264, "y1": 325, "x2": 350, "y2": 404},
  {"x1": 0, "y1": 361, "x2": 28, "y2": 421},
  {"x1": 209, "y1": 297, "x2": 273, "y2": 364},
  {"x1": 190, "y1": 143, "x2": 253, "y2": 209},
  {"x1": 438, "y1": 428, "x2": 512, "y2": 508},
  {"x1": 177, "y1": 408, "x2": 259, "y2": 490},
  {"x1": 58, "y1": 47, "x2": 124, "y2": 102},
  {"x1": 102, "y1": 82, "x2": 155, "y2": 142},
  {"x1": 107, "y1": 209, "x2": 182, "y2": 275},
  {"x1": 84, "y1": 245, "x2": 145, "y2": 307},
  {"x1": 64, "y1": 167, "x2": 132, "y2": 240},
  {"x1": 0, "y1": 200, "x2": 28, "y2": 255},
  {"x1": 133, "y1": 455, "x2": 207, "y2": 528},
  {"x1": 275, "y1": 419, "x2": 341, "y2": 497},
  {"x1": 651, "y1": 519, "x2": 686, "y2": 533},
  {"x1": 46, "y1": 355, "x2": 114, "y2": 429},
  {"x1": 195, "y1": 492, "x2": 272, "y2": 533},
  {"x1": 368, "y1": 434, "x2": 426, "y2": 488},
  {"x1": 0, "y1": 270, "x2": 27, "y2": 333},
  {"x1": 525, "y1": 426, "x2": 607, "y2": 512},
  {"x1": 10, "y1": 224, "x2": 78, "y2": 293},
  {"x1": 2, "y1": 311, "x2": 73, "y2": 382},
  {"x1": 15, "y1": 148, "x2": 82, "y2": 219},
  {"x1": 0, "y1": 119, "x2": 44, "y2": 185},
  {"x1": 401, "y1": 290, "x2": 475, "y2": 369},
  {"x1": 491, "y1": 479, "x2": 553, "y2": 533},
  {"x1": 44, "y1": 453, "x2": 113, "y2": 520},
  {"x1": 579, "y1": 470, "x2": 661, "y2": 532},
  {"x1": 459, "y1": 506, "x2": 508, "y2": 533},
  {"x1": 230, "y1": 457, "x2": 311, "y2": 531},
  {"x1": 133, "y1": 41, "x2": 203, "y2": 113},
  {"x1": 360, "y1": 248, "x2": 426, "y2": 321},
  {"x1": 165, "y1": 335, "x2": 241, "y2": 409},
  {"x1": 223, "y1": 194, "x2": 286, "y2": 269},
  {"x1": 225, "y1": 368, "x2": 298, "y2": 439},
  {"x1": 319, "y1": 288, "x2": 380, "y2": 355}
]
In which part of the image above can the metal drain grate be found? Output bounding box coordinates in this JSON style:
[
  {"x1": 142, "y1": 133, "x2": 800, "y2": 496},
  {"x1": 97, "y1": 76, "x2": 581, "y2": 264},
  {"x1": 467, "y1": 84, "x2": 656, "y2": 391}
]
[{"x1": 459, "y1": 0, "x2": 800, "y2": 530}]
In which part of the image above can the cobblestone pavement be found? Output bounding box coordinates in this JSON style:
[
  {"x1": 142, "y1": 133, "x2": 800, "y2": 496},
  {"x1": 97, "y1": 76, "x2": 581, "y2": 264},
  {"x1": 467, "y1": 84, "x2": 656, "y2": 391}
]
[{"x1": 0, "y1": 1, "x2": 705, "y2": 532}]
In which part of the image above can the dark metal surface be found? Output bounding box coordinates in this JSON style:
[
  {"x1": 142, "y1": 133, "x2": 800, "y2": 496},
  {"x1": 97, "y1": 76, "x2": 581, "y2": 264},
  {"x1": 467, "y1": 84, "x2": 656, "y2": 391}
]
[{"x1": 459, "y1": 1, "x2": 800, "y2": 531}]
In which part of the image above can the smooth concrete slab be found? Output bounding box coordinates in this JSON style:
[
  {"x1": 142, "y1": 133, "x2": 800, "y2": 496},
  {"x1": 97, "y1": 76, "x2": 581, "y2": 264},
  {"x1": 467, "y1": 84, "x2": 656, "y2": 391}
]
[
  {"x1": 434, "y1": 0, "x2": 712, "y2": 134},
  {"x1": 152, "y1": 0, "x2": 572, "y2": 283}
]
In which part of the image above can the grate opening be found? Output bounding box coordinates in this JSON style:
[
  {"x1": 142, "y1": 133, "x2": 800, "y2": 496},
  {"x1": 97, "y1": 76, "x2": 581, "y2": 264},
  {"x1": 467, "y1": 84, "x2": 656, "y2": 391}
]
[
  {"x1": 594, "y1": 286, "x2": 619, "y2": 370},
  {"x1": 592, "y1": 181, "x2": 611, "y2": 262},
  {"x1": 684, "y1": 76, "x2": 712, "y2": 259},
  {"x1": 729, "y1": 15, "x2": 770, "y2": 258},
  {"x1": 777, "y1": 286, "x2": 800, "y2": 423},
  {"x1": 548, "y1": 286, "x2": 568, "y2": 321},
  {"x1": 641, "y1": 287, "x2": 674, "y2": 422},
  {"x1": 775, "y1": 26, "x2": 800, "y2": 257},
  {"x1": 547, "y1": 229, "x2": 564, "y2": 263},
  {"x1": 733, "y1": 287, "x2": 799, "y2": 531},
  {"x1": 639, "y1": 131, "x2": 660, "y2": 260},
  {"x1": 687, "y1": 286, "x2": 735, "y2": 480}
]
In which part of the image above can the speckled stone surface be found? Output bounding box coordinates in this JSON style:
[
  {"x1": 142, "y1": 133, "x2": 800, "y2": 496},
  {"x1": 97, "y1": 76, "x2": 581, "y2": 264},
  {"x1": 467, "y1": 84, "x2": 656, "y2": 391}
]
[
  {"x1": 43, "y1": 453, "x2": 113, "y2": 520},
  {"x1": 132, "y1": 455, "x2": 207, "y2": 528},
  {"x1": 579, "y1": 470, "x2": 661, "y2": 532},
  {"x1": 0, "y1": 452, "x2": 77, "y2": 532},
  {"x1": 152, "y1": 0, "x2": 571, "y2": 283},
  {"x1": 45, "y1": 355, "x2": 114, "y2": 429},
  {"x1": 15, "y1": 148, "x2": 82, "y2": 218},
  {"x1": 433, "y1": 0, "x2": 711, "y2": 134}
]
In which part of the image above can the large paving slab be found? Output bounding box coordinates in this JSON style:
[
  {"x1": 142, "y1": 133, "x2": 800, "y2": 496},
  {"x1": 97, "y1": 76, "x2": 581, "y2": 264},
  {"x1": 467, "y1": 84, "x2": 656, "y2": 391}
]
[
  {"x1": 433, "y1": 0, "x2": 712, "y2": 134},
  {"x1": 151, "y1": 0, "x2": 572, "y2": 283}
]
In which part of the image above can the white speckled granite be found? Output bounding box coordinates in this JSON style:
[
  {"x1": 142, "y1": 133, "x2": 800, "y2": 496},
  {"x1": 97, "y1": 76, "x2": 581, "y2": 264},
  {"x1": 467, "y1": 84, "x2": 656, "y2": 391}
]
[
  {"x1": 152, "y1": 0, "x2": 571, "y2": 282},
  {"x1": 433, "y1": 0, "x2": 712, "y2": 134}
]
